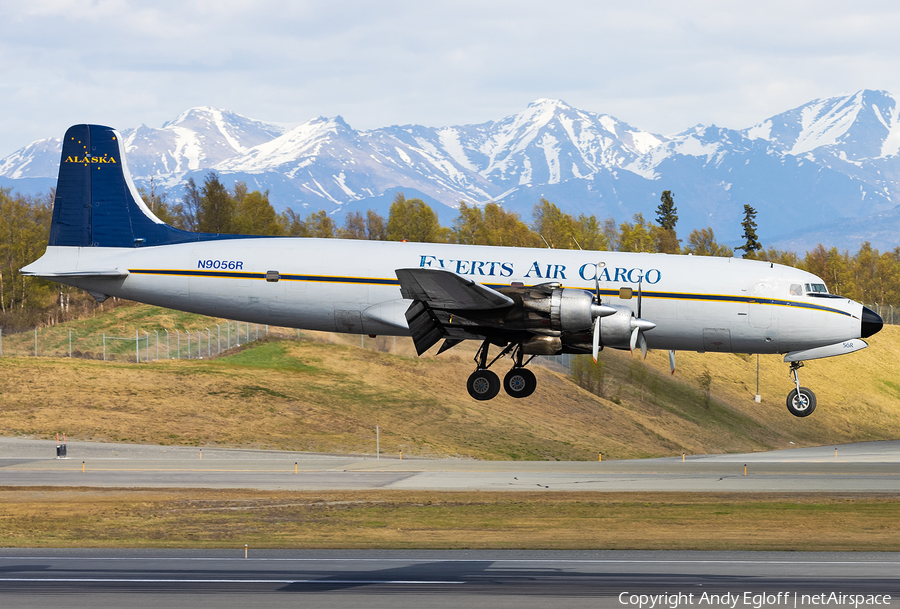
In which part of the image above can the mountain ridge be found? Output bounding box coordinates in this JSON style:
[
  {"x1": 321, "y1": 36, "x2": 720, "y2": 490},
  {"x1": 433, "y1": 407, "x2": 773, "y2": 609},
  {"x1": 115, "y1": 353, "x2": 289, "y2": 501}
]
[{"x1": 3, "y1": 91, "x2": 900, "y2": 252}]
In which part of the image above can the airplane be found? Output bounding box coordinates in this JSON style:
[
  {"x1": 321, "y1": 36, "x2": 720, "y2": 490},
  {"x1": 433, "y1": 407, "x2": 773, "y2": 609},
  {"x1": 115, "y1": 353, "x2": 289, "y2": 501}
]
[{"x1": 22, "y1": 124, "x2": 884, "y2": 417}]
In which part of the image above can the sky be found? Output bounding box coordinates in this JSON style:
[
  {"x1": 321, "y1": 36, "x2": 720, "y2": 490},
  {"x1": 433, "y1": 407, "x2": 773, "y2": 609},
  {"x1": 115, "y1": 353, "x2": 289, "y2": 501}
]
[{"x1": 3, "y1": 0, "x2": 900, "y2": 155}]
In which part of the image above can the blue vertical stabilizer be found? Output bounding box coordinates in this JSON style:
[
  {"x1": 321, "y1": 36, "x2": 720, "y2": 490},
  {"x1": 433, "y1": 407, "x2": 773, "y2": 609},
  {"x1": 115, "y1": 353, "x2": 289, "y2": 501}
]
[{"x1": 50, "y1": 124, "x2": 249, "y2": 248}]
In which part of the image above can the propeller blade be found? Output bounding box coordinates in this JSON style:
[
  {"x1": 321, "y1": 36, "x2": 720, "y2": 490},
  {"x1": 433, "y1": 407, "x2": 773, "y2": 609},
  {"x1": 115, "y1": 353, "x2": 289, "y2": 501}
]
[
  {"x1": 636, "y1": 277, "x2": 643, "y2": 319},
  {"x1": 669, "y1": 349, "x2": 676, "y2": 375},
  {"x1": 630, "y1": 327, "x2": 639, "y2": 354},
  {"x1": 594, "y1": 261, "x2": 604, "y2": 304},
  {"x1": 640, "y1": 333, "x2": 648, "y2": 359},
  {"x1": 592, "y1": 317, "x2": 601, "y2": 362}
]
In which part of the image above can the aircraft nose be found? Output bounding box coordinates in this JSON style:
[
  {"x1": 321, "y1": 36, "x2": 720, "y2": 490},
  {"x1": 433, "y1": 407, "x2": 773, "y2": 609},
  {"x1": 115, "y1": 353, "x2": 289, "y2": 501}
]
[{"x1": 861, "y1": 306, "x2": 883, "y2": 338}]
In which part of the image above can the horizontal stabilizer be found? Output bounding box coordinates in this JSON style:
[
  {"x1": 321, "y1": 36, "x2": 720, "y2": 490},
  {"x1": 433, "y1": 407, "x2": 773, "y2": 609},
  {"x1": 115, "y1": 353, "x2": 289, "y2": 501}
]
[
  {"x1": 21, "y1": 269, "x2": 129, "y2": 278},
  {"x1": 395, "y1": 268, "x2": 513, "y2": 310}
]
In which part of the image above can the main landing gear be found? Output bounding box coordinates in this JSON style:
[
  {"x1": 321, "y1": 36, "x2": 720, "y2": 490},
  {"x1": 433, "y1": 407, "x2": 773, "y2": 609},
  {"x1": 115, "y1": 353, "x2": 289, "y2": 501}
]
[
  {"x1": 467, "y1": 341, "x2": 537, "y2": 401},
  {"x1": 786, "y1": 361, "x2": 817, "y2": 417}
]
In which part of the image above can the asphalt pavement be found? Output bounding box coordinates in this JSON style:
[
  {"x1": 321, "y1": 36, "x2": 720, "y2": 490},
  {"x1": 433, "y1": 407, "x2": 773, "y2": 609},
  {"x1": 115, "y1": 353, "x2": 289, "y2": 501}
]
[
  {"x1": 1, "y1": 438, "x2": 898, "y2": 492},
  {"x1": 0, "y1": 549, "x2": 897, "y2": 609}
]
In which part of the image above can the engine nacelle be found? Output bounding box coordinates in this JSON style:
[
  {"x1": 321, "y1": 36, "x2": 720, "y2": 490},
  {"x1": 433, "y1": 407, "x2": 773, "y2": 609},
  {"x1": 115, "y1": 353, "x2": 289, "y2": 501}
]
[
  {"x1": 507, "y1": 285, "x2": 608, "y2": 333},
  {"x1": 595, "y1": 304, "x2": 635, "y2": 348}
]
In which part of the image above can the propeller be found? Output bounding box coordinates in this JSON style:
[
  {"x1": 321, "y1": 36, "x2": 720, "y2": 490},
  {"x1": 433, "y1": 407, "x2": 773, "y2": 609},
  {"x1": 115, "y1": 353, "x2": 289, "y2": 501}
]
[
  {"x1": 591, "y1": 262, "x2": 616, "y2": 363},
  {"x1": 629, "y1": 278, "x2": 656, "y2": 359},
  {"x1": 669, "y1": 349, "x2": 676, "y2": 375}
]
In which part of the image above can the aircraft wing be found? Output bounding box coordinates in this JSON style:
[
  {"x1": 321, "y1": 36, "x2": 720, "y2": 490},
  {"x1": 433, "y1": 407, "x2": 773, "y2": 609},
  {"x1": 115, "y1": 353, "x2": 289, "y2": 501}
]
[
  {"x1": 395, "y1": 268, "x2": 513, "y2": 310},
  {"x1": 395, "y1": 268, "x2": 514, "y2": 355}
]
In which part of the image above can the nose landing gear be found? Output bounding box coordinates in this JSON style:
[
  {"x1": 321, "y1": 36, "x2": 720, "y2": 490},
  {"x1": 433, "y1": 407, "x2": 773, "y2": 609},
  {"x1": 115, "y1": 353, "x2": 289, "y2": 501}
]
[
  {"x1": 466, "y1": 341, "x2": 537, "y2": 400},
  {"x1": 786, "y1": 361, "x2": 817, "y2": 417}
]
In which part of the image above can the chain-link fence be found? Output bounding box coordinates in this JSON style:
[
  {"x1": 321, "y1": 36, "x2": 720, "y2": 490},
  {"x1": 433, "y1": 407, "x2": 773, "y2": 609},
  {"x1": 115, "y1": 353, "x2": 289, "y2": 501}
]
[
  {"x1": 0, "y1": 320, "x2": 267, "y2": 361},
  {"x1": 867, "y1": 304, "x2": 896, "y2": 325}
]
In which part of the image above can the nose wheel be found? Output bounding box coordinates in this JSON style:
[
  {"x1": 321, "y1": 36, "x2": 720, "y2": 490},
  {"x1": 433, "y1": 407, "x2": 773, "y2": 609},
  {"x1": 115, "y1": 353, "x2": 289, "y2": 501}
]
[{"x1": 786, "y1": 362, "x2": 817, "y2": 417}]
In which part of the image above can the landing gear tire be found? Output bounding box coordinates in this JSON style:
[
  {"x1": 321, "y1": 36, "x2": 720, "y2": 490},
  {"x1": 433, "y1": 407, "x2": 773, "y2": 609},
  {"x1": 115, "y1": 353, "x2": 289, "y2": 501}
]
[
  {"x1": 786, "y1": 387, "x2": 817, "y2": 417},
  {"x1": 503, "y1": 367, "x2": 537, "y2": 398},
  {"x1": 467, "y1": 369, "x2": 501, "y2": 401}
]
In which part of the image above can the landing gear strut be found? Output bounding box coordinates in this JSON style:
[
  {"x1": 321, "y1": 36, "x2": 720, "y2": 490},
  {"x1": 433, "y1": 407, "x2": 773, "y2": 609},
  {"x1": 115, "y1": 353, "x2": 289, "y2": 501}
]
[
  {"x1": 466, "y1": 341, "x2": 536, "y2": 400},
  {"x1": 786, "y1": 361, "x2": 817, "y2": 417}
]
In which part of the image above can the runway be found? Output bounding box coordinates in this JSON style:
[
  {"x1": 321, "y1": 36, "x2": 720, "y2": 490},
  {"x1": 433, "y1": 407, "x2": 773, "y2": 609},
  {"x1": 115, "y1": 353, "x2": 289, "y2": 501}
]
[
  {"x1": 1, "y1": 438, "x2": 899, "y2": 492},
  {"x1": 0, "y1": 549, "x2": 897, "y2": 608}
]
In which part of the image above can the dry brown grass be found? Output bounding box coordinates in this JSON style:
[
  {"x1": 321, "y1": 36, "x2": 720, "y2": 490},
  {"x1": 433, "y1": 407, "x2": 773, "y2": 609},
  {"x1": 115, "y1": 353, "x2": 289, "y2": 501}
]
[
  {"x1": 1, "y1": 306, "x2": 898, "y2": 460},
  {"x1": 1, "y1": 487, "x2": 897, "y2": 550}
]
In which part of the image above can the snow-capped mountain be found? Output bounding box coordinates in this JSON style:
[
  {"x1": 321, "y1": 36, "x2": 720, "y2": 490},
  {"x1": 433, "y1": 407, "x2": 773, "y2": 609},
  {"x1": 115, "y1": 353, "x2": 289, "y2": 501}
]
[
  {"x1": 122, "y1": 107, "x2": 288, "y2": 183},
  {"x1": 2, "y1": 92, "x2": 900, "y2": 251}
]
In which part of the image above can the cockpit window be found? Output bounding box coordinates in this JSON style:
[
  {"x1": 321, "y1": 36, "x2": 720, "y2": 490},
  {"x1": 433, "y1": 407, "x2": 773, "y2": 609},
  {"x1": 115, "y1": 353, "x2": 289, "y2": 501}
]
[
  {"x1": 808, "y1": 283, "x2": 829, "y2": 294},
  {"x1": 790, "y1": 284, "x2": 803, "y2": 296}
]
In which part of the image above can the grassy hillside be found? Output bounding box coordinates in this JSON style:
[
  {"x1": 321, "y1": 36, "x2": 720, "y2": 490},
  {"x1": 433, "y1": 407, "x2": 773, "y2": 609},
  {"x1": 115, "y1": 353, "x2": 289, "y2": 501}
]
[{"x1": 1, "y1": 304, "x2": 898, "y2": 459}]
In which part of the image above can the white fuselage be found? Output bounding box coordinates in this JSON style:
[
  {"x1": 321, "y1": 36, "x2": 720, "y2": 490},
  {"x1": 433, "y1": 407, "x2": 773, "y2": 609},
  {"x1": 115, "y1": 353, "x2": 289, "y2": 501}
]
[{"x1": 26, "y1": 238, "x2": 864, "y2": 355}]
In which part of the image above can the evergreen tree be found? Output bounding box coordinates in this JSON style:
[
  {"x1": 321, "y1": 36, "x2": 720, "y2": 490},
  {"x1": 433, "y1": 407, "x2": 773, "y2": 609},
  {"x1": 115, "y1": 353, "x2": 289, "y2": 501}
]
[
  {"x1": 736, "y1": 204, "x2": 762, "y2": 258},
  {"x1": 655, "y1": 190, "x2": 680, "y2": 254},
  {"x1": 656, "y1": 190, "x2": 678, "y2": 230}
]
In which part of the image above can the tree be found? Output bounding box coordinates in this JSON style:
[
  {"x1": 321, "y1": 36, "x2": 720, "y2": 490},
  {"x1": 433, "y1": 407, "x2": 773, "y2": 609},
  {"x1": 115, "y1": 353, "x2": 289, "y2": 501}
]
[
  {"x1": 337, "y1": 210, "x2": 388, "y2": 240},
  {"x1": 386, "y1": 193, "x2": 447, "y2": 242},
  {"x1": 138, "y1": 178, "x2": 175, "y2": 225},
  {"x1": 173, "y1": 177, "x2": 202, "y2": 231},
  {"x1": 234, "y1": 188, "x2": 283, "y2": 236},
  {"x1": 339, "y1": 211, "x2": 367, "y2": 239},
  {"x1": 655, "y1": 190, "x2": 680, "y2": 254},
  {"x1": 656, "y1": 190, "x2": 678, "y2": 230},
  {"x1": 532, "y1": 199, "x2": 577, "y2": 249},
  {"x1": 452, "y1": 202, "x2": 540, "y2": 247},
  {"x1": 602, "y1": 217, "x2": 620, "y2": 251},
  {"x1": 684, "y1": 228, "x2": 733, "y2": 257},
  {"x1": 736, "y1": 204, "x2": 762, "y2": 258},
  {"x1": 572, "y1": 355, "x2": 606, "y2": 398},
  {"x1": 756, "y1": 247, "x2": 798, "y2": 267},
  {"x1": 618, "y1": 213, "x2": 657, "y2": 253},
  {"x1": 366, "y1": 210, "x2": 387, "y2": 240},
  {"x1": 573, "y1": 214, "x2": 609, "y2": 251},
  {"x1": 197, "y1": 172, "x2": 236, "y2": 234},
  {"x1": 0, "y1": 188, "x2": 52, "y2": 320}
]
